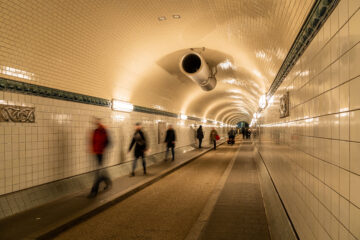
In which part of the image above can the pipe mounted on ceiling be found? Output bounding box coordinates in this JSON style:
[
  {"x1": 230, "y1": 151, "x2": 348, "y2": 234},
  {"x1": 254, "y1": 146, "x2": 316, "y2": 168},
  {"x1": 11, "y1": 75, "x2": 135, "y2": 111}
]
[{"x1": 179, "y1": 51, "x2": 217, "y2": 91}]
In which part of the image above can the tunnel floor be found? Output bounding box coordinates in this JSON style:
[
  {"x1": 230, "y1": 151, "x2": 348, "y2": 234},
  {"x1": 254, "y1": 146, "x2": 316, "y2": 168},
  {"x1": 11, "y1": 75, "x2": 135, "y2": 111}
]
[{"x1": 54, "y1": 140, "x2": 270, "y2": 240}]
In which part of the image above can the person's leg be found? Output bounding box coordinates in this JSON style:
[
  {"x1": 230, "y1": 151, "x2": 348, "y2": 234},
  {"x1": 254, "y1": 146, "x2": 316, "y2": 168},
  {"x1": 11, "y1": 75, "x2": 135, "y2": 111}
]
[
  {"x1": 213, "y1": 140, "x2": 216, "y2": 150},
  {"x1": 90, "y1": 154, "x2": 103, "y2": 194},
  {"x1": 171, "y1": 146, "x2": 175, "y2": 161},
  {"x1": 101, "y1": 168, "x2": 112, "y2": 189},
  {"x1": 90, "y1": 169, "x2": 100, "y2": 195},
  {"x1": 199, "y1": 139, "x2": 202, "y2": 148},
  {"x1": 165, "y1": 146, "x2": 169, "y2": 160},
  {"x1": 131, "y1": 156, "x2": 138, "y2": 176},
  {"x1": 142, "y1": 155, "x2": 147, "y2": 174}
]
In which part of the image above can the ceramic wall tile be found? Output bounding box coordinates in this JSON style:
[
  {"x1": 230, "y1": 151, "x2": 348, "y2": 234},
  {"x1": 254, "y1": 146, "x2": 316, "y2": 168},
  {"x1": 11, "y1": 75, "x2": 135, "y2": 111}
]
[{"x1": 257, "y1": 3, "x2": 360, "y2": 239}]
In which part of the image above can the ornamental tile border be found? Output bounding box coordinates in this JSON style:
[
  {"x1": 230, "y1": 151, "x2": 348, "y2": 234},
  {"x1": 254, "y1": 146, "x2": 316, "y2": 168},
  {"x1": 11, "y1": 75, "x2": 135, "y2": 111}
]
[
  {"x1": 0, "y1": 77, "x2": 110, "y2": 107},
  {"x1": 267, "y1": 0, "x2": 340, "y2": 98},
  {"x1": 0, "y1": 77, "x2": 214, "y2": 122}
]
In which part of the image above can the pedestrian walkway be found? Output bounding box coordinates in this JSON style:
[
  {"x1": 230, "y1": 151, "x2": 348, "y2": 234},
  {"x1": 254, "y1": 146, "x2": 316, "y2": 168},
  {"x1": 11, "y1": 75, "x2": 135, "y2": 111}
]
[
  {"x1": 55, "y1": 142, "x2": 237, "y2": 240},
  {"x1": 0, "y1": 145, "x2": 217, "y2": 240},
  {"x1": 200, "y1": 143, "x2": 270, "y2": 240}
]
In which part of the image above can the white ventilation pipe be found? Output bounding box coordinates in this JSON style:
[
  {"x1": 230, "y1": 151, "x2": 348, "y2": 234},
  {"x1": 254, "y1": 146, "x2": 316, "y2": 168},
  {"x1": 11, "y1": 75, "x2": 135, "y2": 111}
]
[{"x1": 179, "y1": 51, "x2": 217, "y2": 91}]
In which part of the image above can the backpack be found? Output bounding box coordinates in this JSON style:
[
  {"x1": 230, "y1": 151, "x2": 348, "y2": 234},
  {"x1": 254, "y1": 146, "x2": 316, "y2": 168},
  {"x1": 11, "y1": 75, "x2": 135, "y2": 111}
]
[{"x1": 134, "y1": 131, "x2": 145, "y2": 146}]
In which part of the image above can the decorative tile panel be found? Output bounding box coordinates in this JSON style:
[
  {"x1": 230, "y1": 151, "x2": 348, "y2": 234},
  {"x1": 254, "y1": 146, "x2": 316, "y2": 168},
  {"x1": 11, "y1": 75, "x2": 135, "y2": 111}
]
[
  {"x1": 279, "y1": 92, "x2": 290, "y2": 118},
  {"x1": 0, "y1": 104, "x2": 35, "y2": 123}
]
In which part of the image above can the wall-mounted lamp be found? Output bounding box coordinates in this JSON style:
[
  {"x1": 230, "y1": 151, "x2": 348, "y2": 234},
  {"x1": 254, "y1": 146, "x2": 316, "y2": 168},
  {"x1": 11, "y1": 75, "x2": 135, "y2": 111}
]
[
  {"x1": 180, "y1": 113, "x2": 188, "y2": 120},
  {"x1": 112, "y1": 99, "x2": 133, "y2": 112},
  {"x1": 259, "y1": 95, "x2": 267, "y2": 109}
]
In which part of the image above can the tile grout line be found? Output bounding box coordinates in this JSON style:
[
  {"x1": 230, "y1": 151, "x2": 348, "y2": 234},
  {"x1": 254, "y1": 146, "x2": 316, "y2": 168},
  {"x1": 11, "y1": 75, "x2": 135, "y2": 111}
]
[{"x1": 184, "y1": 142, "x2": 242, "y2": 240}]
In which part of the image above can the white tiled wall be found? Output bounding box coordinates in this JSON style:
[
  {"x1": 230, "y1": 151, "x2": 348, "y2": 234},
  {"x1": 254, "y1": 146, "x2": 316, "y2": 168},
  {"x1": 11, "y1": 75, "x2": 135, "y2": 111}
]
[
  {"x1": 0, "y1": 90, "x2": 227, "y2": 196},
  {"x1": 257, "y1": 1, "x2": 360, "y2": 240}
]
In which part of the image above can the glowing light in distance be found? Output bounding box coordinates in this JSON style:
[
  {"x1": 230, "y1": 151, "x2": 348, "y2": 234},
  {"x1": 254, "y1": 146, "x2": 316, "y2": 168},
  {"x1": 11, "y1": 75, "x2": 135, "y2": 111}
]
[
  {"x1": 227, "y1": 89, "x2": 241, "y2": 94},
  {"x1": 256, "y1": 51, "x2": 266, "y2": 59},
  {"x1": 222, "y1": 78, "x2": 246, "y2": 86},
  {"x1": 202, "y1": 119, "x2": 207, "y2": 123},
  {"x1": 259, "y1": 95, "x2": 267, "y2": 109},
  {"x1": 267, "y1": 96, "x2": 274, "y2": 107},
  {"x1": 180, "y1": 113, "x2": 188, "y2": 120},
  {"x1": 218, "y1": 60, "x2": 233, "y2": 70},
  {"x1": 1, "y1": 66, "x2": 34, "y2": 80},
  {"x1": 112, "y1": 99, "x2": 133, "y2": 112},
  {"x1": 252, "y1": 70, "x2": 262, "y2": 78}
]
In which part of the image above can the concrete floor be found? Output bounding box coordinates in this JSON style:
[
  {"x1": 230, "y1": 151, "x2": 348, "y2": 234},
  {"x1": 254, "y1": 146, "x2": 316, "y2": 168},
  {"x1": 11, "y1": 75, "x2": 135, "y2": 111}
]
[
  {"x1": 55, "y1": 141, "x2": 270, "y2": 240},
  {"x1": 200, "y1": 144, "x2": 270, "y2": 240}
]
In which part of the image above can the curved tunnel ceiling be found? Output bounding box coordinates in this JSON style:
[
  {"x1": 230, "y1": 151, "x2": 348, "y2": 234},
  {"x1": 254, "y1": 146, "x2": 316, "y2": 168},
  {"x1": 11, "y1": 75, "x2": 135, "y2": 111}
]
[{"x1": 0, "y1": 0, "x2": 315, "y2": 125}]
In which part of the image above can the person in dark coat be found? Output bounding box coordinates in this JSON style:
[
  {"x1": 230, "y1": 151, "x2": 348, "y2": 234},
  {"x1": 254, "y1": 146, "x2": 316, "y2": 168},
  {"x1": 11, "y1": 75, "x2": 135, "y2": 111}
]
[
  {"x1": 197, "y1": 125, "x2": 204, "y2": 148},
  {"x1": 164, "y1": 125, "x2": 176, "y2": 161},
  {"x1": 241, "y1": 127, "x2": 246, "y2": 139},
  {"x1": 228, "y1": 128, "x2": 235, "y2": 145},
  {"x1": 88, "y1": 118, "x2": 112, "y2": 198},
  {"x1": 129, "y1": 123, "x2": 147, "y2": 176}
]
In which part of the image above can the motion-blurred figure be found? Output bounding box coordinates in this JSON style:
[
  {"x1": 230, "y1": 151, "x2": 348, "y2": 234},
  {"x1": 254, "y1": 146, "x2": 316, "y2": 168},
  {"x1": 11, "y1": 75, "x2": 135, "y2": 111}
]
[
  {"x1": 129, "y1": 123, "x2": 147, "y2": 176},
  {"x1": 164, "y1": 124, "x2": 176, "y2": 161},
  {"x1": 197, "y1": 125, "x2": 204, "y2": 148},
  {"x1": 88, "y1": 118, "x2": 112, "y2": 198},
  {"x1": 228, "y1": 128, "x2": 235, "y2": 145},
  {"x1": 210, "y1": 128, "x2": 218, "y2": 150},
  {"x1": 241, "y1": 127, "x2": 246, "y2": 139},
  {"x1": 247, "y1": 128, "x2": 251, "y2": 139}
]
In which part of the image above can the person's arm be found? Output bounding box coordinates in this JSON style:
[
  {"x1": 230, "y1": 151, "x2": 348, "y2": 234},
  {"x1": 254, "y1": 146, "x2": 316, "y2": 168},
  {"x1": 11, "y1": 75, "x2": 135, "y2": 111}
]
[
  {"x1": 140, "y1": 131, "x2": 147, "y2": 150},
  {"x1": 129, "y1": 136, "x2": 135, "y2": 151},
  {"x1": 164, "y1": 130, "x2": 168, "y2": 143}
]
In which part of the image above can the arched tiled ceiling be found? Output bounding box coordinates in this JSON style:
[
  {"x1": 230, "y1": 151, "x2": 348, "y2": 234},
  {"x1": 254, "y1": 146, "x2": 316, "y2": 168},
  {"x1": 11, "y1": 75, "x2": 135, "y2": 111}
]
[
  {"x1": 228, "y1": 116, "x2": 247, "y2": 125},
  {"x1": 0, "y1": 0, "x2": 315, "y2": 123},
  {"x1": 118, "y1": 0, "x2": 315, "y2": 123},
  {"x1": 205, "y1": 101, "x2": 253, "y2": 122},
  {"x1": 222, "y1": 112, "x2": 250, "y2": 124}
]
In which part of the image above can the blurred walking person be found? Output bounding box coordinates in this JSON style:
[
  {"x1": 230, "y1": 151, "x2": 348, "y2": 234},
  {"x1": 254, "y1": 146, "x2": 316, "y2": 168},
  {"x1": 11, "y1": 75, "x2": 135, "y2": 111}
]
[
  {"x1": 210, "y1": 128, "x2": 218, "y2": 150},
  {"x1": 88, "y1": 118, "x2": 112, "y2": 198},
  {"x1": 241, "y1": 127, "x2": 246, "y2": 139},
  {"x1": 197, "y1": 125, "x2": 204, "y2": 148},
  {"x1": 164, "y1": 125, "x2": 176, "y2": 161},
  {"x1": 129, "y1": 123, "x2": 148, "y2": 176},
  {"x1": 228, "y1": 128, "x2": 235, "y2": 145}
]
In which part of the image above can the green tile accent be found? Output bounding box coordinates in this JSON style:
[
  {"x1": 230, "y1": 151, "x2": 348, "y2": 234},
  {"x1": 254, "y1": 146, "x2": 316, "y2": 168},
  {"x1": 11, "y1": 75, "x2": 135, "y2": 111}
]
[
  {"x1": 267, "y1": 0, "x2": 340, "y2": 98},
  {"x1": 0, "y1": 77, "x2": 111, "y2": 107},
  {"x1": 133, "y1": 105, "x2": 178, "y2": 118},
  {"x1": 0, "y1": 77, "x2": 208, "y2": 122},
  {"x1": 188, "y1": 116, "x2": 201, "y2": 121}
]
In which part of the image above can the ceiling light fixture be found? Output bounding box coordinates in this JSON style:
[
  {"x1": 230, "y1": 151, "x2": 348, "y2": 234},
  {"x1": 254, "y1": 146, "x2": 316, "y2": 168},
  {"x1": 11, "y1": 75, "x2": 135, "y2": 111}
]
[
  {"x1": 158, "y1": 16, "x2": 167, "y2": 21},
  {"x1": 112, "y1": 99, "x2": 133, "y2": 112},
  {"x1": 258, "y1": 95, "x2": 267, "y2": 109},
  {"x1": 180, "y1": 113, "x2": 187, "y2": 120},
  {"x1": 172, "y1": 15, "x2": 181, "y2": 19}
]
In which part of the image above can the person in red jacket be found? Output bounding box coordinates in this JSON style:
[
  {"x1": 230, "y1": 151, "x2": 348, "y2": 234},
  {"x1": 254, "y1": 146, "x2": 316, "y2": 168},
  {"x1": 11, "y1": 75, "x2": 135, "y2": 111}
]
[{"x1": 88, "y1": 118, "x2": 112, "y2": 198}]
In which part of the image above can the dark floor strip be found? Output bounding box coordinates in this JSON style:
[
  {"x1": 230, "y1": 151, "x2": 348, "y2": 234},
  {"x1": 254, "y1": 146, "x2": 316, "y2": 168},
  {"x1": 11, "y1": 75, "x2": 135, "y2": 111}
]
[{"x1": 200, "y1": 144, "x2": 270, "y2": 240}]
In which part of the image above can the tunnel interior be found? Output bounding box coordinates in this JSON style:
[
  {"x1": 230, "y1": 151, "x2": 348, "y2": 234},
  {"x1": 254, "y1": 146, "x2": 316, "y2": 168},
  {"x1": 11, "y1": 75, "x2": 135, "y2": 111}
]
[{"x1": 0, "y1": 1, "x2": 359, "y2": 240}]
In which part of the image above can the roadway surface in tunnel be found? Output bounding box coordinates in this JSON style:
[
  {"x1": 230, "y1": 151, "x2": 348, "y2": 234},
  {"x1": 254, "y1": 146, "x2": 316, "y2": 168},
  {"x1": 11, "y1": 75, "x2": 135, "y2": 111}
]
[{"x1": 55, "y1": 139, "x2": 270, "y2": 240}]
